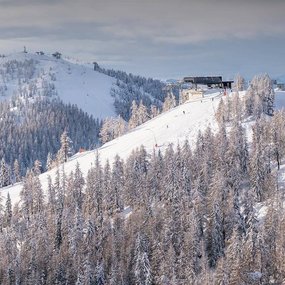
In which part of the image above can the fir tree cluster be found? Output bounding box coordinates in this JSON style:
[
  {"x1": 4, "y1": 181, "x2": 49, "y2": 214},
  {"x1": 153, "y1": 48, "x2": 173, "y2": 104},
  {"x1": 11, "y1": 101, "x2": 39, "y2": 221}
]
[
  {"x1": 99, "y1": 95, "x2": 172, "y2": 144},
  {"x1": 0, "y1": 59, "x2": 36, "y2": 96},
  {"x1": 95, "y1": 64, "x2": 169, "y2": 121},
  {"x1": 0, "y1": 68, "x2": 282, "y2": 284}
]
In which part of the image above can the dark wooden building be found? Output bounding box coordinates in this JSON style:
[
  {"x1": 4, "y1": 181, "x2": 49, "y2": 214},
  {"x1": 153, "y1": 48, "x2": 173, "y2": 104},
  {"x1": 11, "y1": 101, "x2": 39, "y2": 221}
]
[
  {"x1": 52, "y1": 52, "x2": 62, "y2": 59},
  {"x1": 222, "y1": 80, "x2": 234, "y2": 89},
  {"x1": 183, "y1": 76, "x2": 233, "y2": 89}
]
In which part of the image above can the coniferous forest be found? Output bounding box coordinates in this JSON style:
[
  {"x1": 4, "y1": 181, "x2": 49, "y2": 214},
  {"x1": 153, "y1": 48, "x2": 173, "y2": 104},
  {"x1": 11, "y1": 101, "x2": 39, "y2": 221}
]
[
  {"x1": 0, "y1": 97, "x2": 102, "y2": 178},
  {"x1": 1, "y1": 74, "x2": 285, "y2": 284}
]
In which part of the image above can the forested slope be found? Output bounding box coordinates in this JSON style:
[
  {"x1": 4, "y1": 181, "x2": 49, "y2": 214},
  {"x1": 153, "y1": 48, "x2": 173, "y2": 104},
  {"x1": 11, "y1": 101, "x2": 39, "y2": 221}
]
[{"x1": 1, "y1": 71, "x2": 284, "y2": 284}]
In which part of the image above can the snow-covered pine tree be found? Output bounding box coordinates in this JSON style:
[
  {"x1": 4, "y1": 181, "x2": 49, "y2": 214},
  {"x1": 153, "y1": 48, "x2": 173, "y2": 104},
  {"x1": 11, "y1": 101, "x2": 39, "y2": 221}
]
[
  {"x1": 46, "y1": 152, "x2": 54, "y2": 171},
  {"x1": 111, "y1": 155, "x2": 125, "y2": 213},
  {"x1": 102, "y1": 160, "x2": 113, "y2": 216},
  {"x1": 100, "y1": 117, "x2": 115, "y2": 144},
  {"x1": 137, "y1": 100, "x2": 149, "y2": 125},
  {"x1": 206, "y1": 170, "x2": 225, "y2": 268},
  {"x1": 47, "y1": 175, "x2": 56, "y2": 215},
  {"x1": 115, "y1": 115, "x2": 127, "y2": 138},
  {"x1": 32, "y1": 174, "x2": 45, "y2": 214},
  {"x1": 215, "y1": 98, "x2": 226, "y2": 125},
  {"x1": 249, "y1": 119, "x2": 270, "y2": 202},
  {"x1": 73, "y1": 163, "x2": 84, "y2": 209},
  {"x1": 150, "y1": 105, "x2": 159, "y2": 118},
  {"x1": 95, "y1": 262, "x2": 105, "y2": 285},
  {"x1": 232, "y1": 91, "x2": 242, "y2": 122},
  {"x1": 0, "y1": 158, "x2": 10, "y2": 187},
  {"x1": 84, "y1": 153, "x2": 103, "y2": 219},
  {"x1": 244, "y1": 85, "x2": 255, "y2": 117},
  {"x1": 259, "y1": 73, "x2": 275, "y2": 116},
  {"x1": 33, "y1": 160, "x2": 42, "y2": 176},
  {"x1": 234, "y1": 73, "x2": 245, "y2": 92},
  {"x1": 162, "y1": 91, "x2": 176, "y2": 112},
  {"x1": 147, "y1": 149, "x2": 164, "y2": 203},
  {"x1": 134, "y1": 233, "x2": 152, "y2": 285},
  {"x1": 245, "y1": 74, "x2": 275, "y2": 118},
  {"x1": 13, "y1": 159, "x2": 21, "y2": 183},
  {"x1": 4, "y1": 192, "x2": 12, "y2": 227},
  {"x1": 271, "y1": 110, "x2": 285, "y2": 170},
  {"x1": 57, "y1": 130, "x2": 73, "y2": 163},
  {"x1": 82, "y1": 253, "x2": 95, "y2": 285},
  {"x1": 129, "y1": 100, "x2": 139, "y2": 129},
  {"x1": 100, "y1": 116, "x2": 127, "y2": 144}
]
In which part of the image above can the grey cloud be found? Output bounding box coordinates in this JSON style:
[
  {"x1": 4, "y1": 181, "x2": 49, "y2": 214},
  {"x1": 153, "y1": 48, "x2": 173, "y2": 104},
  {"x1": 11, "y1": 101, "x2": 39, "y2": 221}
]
[
  {"x1": 0, "y1": 0, "x2": 284, "y2": 79},
  {"x1": 0, "y1": 0, "x2": 62, "y2": 5},
  {"x1": 0, "y1": 0, "x2": 285, "y2": 43}
]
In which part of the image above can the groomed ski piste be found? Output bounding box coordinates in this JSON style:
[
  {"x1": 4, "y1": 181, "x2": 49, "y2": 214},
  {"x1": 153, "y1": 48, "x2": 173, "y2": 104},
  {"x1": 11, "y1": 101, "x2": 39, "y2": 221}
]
[
  {"x1": 2, "y1": 87, "x2": 285, "y2": 207},
  {"x1": 1, "y1": 89, "x2": 225, "y2": 204}
]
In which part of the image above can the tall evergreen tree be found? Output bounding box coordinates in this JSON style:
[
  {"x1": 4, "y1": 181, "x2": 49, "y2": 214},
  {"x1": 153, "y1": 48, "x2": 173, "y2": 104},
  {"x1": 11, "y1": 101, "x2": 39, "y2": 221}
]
[
  {"x1": 57, "y1": 130, "x2": 73, "y2": 163},
  {"x1": 0, "y1": 158, "x2": 10, "y2": 187},
  {"x1": 134, "y1": 233, "x2": 152, "y2": 285}
]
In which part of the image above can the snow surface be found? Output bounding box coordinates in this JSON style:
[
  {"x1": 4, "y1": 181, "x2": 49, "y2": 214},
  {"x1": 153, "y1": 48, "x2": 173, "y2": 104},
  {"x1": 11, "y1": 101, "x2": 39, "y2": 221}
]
[
  {"x1": 1, "y1": 91, "x2": 223, "y2": 204},
  {"x1": 0, "y1": 52, "x2": 115, "y2": 119}
]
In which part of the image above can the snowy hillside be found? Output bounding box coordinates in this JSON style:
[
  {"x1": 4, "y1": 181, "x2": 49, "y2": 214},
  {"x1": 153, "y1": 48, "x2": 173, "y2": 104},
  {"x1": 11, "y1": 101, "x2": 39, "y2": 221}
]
[
  {"x1": 0, "y1": 52, "x2": 116, "y2": 119},
  {"x1": 2, "y1": 77, "x2": 285, "y2": 283},
  {"x1": 1, "y1": 91, "x2": 223, "y2": 204},
  {"x1": 4, "y1": 89, "x2": 285, "y2": 204}
]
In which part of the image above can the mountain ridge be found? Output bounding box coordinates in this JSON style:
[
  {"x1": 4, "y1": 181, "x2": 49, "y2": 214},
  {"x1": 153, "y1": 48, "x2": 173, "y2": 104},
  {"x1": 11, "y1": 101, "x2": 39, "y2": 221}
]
[{"x1": 0, "y1": 52, "x2": 116, "y2": 119}]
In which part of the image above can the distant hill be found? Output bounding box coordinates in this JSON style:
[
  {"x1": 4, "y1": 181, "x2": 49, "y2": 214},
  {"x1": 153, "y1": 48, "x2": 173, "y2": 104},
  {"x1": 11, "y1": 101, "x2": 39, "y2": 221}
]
[
  {"x1": 0, "y1": 52, "x2": 167, "y2": 120},
  {"x1": 0, "y1": 52, "x2": 167, "y2": 175}
]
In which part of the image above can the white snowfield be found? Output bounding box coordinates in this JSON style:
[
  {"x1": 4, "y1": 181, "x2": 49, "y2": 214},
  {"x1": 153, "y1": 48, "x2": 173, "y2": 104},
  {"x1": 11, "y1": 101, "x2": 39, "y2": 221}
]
[
  {"x1": 0, "y1": 52, "x2": 115, "y2": 119},
  {"x1": 1, "y1": 91, "x2": 223, "y2": 204}
]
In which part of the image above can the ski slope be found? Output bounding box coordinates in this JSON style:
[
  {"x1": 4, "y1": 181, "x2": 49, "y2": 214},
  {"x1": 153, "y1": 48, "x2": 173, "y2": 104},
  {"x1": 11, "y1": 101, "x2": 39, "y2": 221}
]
[
  {"x1": 2, "y1": 86, "x2": 285, "y2": 205},
  {"x1": 1, "y1": 92, "x2": 222, "y2": 204},
  {"x1": 0, "y1": 52, "x2": 116, "y2": 119}
]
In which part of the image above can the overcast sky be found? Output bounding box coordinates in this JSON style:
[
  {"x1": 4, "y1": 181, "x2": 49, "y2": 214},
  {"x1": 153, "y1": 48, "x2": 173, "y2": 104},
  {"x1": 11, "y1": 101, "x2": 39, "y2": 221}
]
[{"x1": 0, "y1": 0, "x2": 284, "y2": 79}]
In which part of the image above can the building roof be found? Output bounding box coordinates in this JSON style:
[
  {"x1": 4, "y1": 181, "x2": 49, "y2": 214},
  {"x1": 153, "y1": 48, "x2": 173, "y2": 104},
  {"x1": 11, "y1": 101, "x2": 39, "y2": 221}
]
[{"x1": 183, "y1": 76, "x2": 223, "y2": 84}]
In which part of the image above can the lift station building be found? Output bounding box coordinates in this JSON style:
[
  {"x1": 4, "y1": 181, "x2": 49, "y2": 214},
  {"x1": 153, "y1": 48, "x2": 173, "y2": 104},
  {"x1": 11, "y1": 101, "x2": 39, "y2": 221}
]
[
  {"x1": 183, "y1": 76, "x2": 234, "y2": 90},
  {"x1": 179, "y1": 76, "x2": 234, "y2": 103}
]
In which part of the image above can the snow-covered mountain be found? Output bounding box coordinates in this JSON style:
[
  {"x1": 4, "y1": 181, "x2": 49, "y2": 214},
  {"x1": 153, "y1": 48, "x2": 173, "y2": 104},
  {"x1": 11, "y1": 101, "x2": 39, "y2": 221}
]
[
  {"x1": 1, "y1": 57, "x2": 285, "y2": 205},
  {"x1": 0, "y1": 52, "x2": 116, "y2": 119},
  {"x1": 0, "y1": 52, "x2": 167, "y2": 122},
  {"x1": 0, "y1": 51, "x2": 170, "y2": 180}
]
